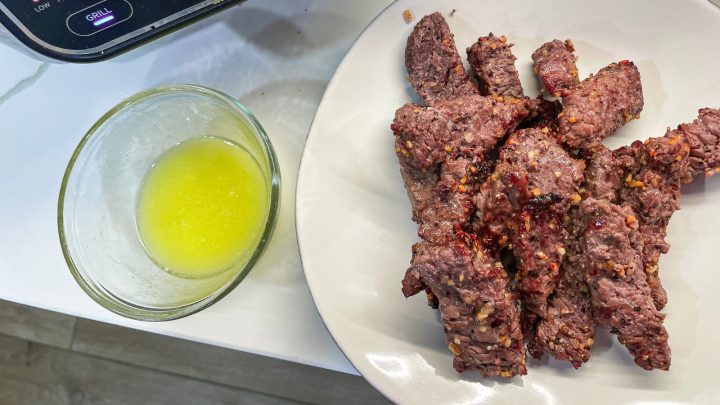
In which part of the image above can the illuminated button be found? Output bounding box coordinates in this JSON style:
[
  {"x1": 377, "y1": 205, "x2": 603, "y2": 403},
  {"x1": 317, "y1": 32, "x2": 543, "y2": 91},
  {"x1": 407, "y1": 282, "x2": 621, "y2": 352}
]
[{"x1": 66, "y1": 0, "x2": 133, "y2": 37}]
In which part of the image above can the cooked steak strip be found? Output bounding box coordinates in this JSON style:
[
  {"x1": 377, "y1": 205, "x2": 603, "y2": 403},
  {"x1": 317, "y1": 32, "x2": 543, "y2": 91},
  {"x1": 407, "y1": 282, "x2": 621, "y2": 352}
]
[
  {"x1": 476, "y1": 129, "x2": 585, "y2": 328},
  {"x1": 670, "y1": 108, "x2": 720, "y2": 177},
  {"x1": 615, "y1": 136, "x2": 690, "y2": 309},
  {"x1": 537, "y1": 132, "x2": 688, "y2": 364},
  {"x1": 611, "y1": 108, "x2": 720, "y2": 309},
  {"x1": 392, "y1": 94, "x2": 532, "y2": 242},
  {"x1": 391, "y1": 94, "x2": 532, "y2": 170},
  {"x1": 467, "y1": 34, "x2": 525, "y2": 99},
  {"x1": 419, "y1": 157, "x2": 486, "y2": 243},
  {"x1": 528, "y1": 252, "x2": 595, "y2": 368},
  {"x1": 558, "y1": 61, "x2": 644, "y2": 151},
  {"x1": 531, "y1": 40, "x2": 579, "y2": 97},
  {"x1": 576, "y1": 197, "x2": 670, "y2": 371},
  {"x1": 405, "y1": 12, "x2": 478, "y2": 105},
  {"x1": 530, "y1": 147, "x2": 623, "y2": 367},
  {"x1": 402, "y1": 236, "x2": 526, "y2": 377},
  {"x1": 513, "y1": 200, "x2": 569, "y2": 334},
  {"x1": 392, "y1": 90, "x2": 530, "y2": 376},
  {"x1": 397, "y1": 155, "x2": 487, "y2": 301},
  {"x1": 397, "y1": 25, "x2": 534, "y2": 373}
]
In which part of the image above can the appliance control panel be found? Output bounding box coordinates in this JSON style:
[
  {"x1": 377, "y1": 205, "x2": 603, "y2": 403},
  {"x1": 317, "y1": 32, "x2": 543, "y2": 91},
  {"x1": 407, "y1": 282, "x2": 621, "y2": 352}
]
[{"x1": 0, "y1": 0, "x2": 241, "y2": 61}]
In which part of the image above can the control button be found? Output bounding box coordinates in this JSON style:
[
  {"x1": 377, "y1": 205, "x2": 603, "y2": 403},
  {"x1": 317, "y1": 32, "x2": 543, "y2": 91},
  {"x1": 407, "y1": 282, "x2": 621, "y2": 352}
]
[{"x1": 66, "y1": 0, "x2": 133, "y2": 37}]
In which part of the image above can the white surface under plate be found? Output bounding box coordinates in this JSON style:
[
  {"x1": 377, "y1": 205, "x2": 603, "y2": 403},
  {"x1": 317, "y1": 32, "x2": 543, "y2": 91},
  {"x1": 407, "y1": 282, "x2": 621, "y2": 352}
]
[{"x1": 296, "y1": 0, "x2": 720, "y2": 403}]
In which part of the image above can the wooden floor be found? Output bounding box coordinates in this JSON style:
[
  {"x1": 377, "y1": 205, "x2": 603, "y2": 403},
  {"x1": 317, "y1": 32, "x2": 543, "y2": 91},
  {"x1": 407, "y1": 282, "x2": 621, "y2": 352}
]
[{"x1": 0, "y1": 300, "x2": 388, "y2": 405}]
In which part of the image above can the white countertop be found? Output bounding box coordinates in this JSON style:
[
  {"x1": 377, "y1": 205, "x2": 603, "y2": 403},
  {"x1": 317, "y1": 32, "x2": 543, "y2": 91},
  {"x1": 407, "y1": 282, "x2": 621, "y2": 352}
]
[{"x1": 0, "y1": 0, "x2": 391, "y2": 375}]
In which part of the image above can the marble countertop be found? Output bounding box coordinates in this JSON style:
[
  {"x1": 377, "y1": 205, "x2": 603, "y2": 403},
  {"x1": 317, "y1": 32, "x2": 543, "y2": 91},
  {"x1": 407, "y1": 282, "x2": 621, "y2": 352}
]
[{"x1": 0, "y1": 0, "x2": 391, "y2": 375}]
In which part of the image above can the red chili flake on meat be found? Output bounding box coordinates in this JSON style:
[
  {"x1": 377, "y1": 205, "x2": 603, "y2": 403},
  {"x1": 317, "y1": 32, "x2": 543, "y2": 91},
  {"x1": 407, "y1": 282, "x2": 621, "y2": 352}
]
[
  {"x1": 631, "y1": 139, "x2": 643, "y2": 148},
  {"x1": 508, "y1": 172, "x2": 526, "y2": 188},
  {"x1": 456, "y1": 230, "x2": 480, "y2": 251},
  {"x1": 516, "y1": 210, "x2": 531, "y2": 232}
]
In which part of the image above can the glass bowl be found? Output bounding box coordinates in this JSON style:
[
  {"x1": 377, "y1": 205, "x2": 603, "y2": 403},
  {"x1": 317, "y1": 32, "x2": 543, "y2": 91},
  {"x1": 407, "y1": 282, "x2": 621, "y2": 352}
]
[{"x1": 58, "y1": 84, "x2": 280, "y2": 321}]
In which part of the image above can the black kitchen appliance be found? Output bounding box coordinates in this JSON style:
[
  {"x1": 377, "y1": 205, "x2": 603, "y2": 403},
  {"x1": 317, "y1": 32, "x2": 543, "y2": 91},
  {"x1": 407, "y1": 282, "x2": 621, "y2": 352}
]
[{"x1": 0, "y1": 0, "x2": 243, "y2": 62}]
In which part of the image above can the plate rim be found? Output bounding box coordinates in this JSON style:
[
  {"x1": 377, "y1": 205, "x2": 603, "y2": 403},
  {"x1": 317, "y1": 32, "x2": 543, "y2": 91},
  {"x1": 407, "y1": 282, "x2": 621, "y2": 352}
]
[{"x1": 294, "y1": 0, "x2": 400, "y2": 398}]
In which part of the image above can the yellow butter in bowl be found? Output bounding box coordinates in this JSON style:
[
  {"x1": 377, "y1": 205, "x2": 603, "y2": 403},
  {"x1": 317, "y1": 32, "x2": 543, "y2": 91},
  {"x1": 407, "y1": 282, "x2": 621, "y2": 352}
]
[{"x1": 136, "y1": 136, "x2": 268, "y2": 279}]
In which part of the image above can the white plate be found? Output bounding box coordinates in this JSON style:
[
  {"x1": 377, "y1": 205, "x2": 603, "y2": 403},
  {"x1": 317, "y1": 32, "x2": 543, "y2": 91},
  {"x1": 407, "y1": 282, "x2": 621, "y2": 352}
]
[{"x1": 296, "y1": 0, "x2": 720, "y2": 403}]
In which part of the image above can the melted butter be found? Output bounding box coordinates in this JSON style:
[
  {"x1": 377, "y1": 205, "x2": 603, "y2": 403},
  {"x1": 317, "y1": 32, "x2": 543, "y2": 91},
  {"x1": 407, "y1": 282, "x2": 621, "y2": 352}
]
[{"x1": 136, "y1": 136, "x2": 268, "y2": 279}]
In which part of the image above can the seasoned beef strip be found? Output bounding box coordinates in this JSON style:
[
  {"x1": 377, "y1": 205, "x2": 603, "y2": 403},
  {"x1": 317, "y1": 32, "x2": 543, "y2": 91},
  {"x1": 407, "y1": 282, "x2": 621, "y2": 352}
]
[
  {"x1": 402, "y1": 235, "x2": 526, "y2": 377},
  {"x1": 475, "y1": 129, "x2": 585, "y2": 329},
  {"x1": 405, "y1": 12, "x2": 478, "y2": 105},
  {"x1": 391, "y1": 94, "x2": 532, "y2": 170},
  {"x1": 558, "y1": 61, "x2": 644, "y2": 151},
  {"x1": 576, "y1": 198, "x2": 670, "y2": 371},
  {"x1": 615, "y1": 136, "x2": 690, "y2": 309},
  {"x1": 417, "y1": 157, "x2": 486, "y2": 243},
  {"x1": 528, "y1": 251, "x2": 595, "y2": 368},
  {"x1": 529, "y1": 147, "x2": 622, "y2": 367},
  {"x1": 531, "y1": 40, "x2": 579, "y2": 97},
  {"x1": 669, "y1": 108, "x2": 720, "y2": 177},
  {"x1": 467, "y1": 34, "x2": 525, "y2": 99},
  {"x1": 610, "y1": 108, "x2": 720, "y2": 309}
]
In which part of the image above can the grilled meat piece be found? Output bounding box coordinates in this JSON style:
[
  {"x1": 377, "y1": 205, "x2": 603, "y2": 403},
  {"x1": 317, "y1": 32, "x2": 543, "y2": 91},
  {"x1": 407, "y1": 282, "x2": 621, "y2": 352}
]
[
  {"x1": 528, "y1": 252, "x2": 595, "y2": 368},
  {"x1": 611, "y1": 108, "x2": 720, "y2": 308},
  {"x1": 476, "y1": 129, "x2": 585, "y2": 327},
  {"x1": 529, "y1": 147, "x2": 619, "y2": 367},
  {"x1": 558, "y1": 61, "x2": 644, "y2": 151},
  {"x1": 391, "y1": 94, "x2": 532, "y2": 170},
  {"x1": 392, "y1": 93, "x2": 532, "y2": 242},
  {"x1": 419, "y1": 158, "x2": 485, "y2": 243},
  {"x1": 531, "y1": 40, "x2": 579, "y2": 97},
  {"x1": 576, "y1": 198, "x2": 670, "y2": 371},
  {"x1": 670, "y1": 108, "x2": 720, "y2": 177},
  {"x1": 405, "y1": 12, "x2": 478, "y2": 105},
  {"x1": 467, "y1": 34, "x2": 525, "y2": 99},
  {"x1": 402, "y1": 236, "x2": 526, "y2": 377},
  {"x1": 615, "y1": 136, "x2": 690, "y2": 309}
]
